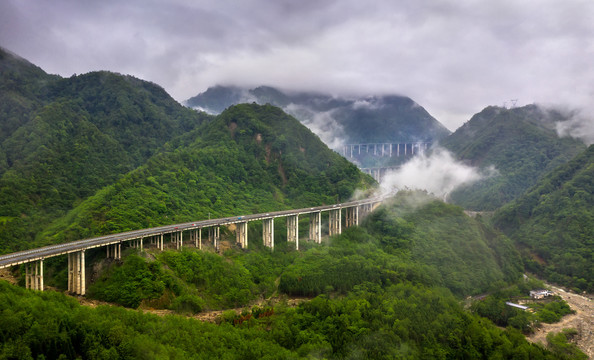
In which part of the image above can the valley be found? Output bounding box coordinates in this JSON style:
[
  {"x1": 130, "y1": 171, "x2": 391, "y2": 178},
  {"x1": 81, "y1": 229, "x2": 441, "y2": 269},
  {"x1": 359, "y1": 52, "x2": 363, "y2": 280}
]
[{"x1": 0, "y1": 46, "x2": 592, "y2": 359}]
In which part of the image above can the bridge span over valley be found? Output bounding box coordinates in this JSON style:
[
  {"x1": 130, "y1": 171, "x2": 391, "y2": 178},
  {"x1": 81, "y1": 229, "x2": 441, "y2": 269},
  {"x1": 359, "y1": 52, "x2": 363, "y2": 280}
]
[{"x1": 0, "y1": 198, "x2": 382, "y2": 296}]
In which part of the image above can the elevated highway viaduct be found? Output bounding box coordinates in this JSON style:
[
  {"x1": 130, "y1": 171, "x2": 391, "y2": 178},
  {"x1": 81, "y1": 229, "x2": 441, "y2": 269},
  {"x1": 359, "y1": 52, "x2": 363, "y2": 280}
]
[{"x1": 0, "y1": 197, "x2": 382, "y2": 295}]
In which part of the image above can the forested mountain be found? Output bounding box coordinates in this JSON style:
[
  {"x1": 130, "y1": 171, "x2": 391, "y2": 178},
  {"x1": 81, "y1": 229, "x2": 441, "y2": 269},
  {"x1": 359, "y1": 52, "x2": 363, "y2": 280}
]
[
  {"x1": 441, "y1": 105, "x2": 586, "y2": 210},
  {"x1": 2, "y1": 192, "x2": 569, "y2": 359},
  {"x1": 0, "y1": 48, "x2": 587, "y2": 359},
  {"x1": 0, "y1": 48, "x2": 209, "y2": 254},
  {"x1": 0, "y1": 48, "x2": 58, "y2": 145},
  {"x1": 41, "y1": 103, "x2": 373, "y2": 244},
  {"x1": 186, "y1": 85, "x2": 451, "y2": 154},
  {"x1": 494, "y1": 145, "x2": 594, "y2": 292},
  {"x1": 280, "y1": 191, "x2": 523, "y2": 297}
]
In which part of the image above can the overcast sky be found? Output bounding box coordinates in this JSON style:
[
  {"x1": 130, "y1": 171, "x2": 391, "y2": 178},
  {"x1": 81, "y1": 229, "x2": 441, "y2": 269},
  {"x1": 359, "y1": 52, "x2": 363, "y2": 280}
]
[{"x1": 1, "y1": 0, "x2": 593, "y2": 131}]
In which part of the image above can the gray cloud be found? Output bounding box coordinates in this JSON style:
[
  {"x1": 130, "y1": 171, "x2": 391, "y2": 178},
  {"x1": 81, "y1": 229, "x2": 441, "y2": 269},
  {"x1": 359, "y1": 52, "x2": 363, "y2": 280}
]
[{"x1": 1, "y1": 0, "x2": 593, "y2": 131}]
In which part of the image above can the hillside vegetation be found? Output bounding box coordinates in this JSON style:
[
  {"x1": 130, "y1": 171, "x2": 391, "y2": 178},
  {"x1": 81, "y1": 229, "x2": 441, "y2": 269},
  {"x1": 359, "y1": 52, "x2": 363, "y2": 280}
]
[
  {"x1": 2, "y1": 192, "x2": 567, "y2": 359},
  {"x1": 1, "y1": 48, "x2": 368, "y2": 254},
  {"x1": 0, "y1": 48, "x2": 211, "y2": 254},
  {"x1": 494, "y1": 145, "x2": 594, "y2": 292},
  {"x1": 40, "y1": 103, "x2": 372, "y2": 245},
  {"x1": 0, "y1": 48, "x2": 588, "y2": 359},
  {"x1": 442, "y1": 105, "x2": 585, "y2": 210},
  {"x1": 186, "y1": 85, "x2": 451, "y2": 169},
  {"x1": 79, "y1": 192, "x2": 521, "y2": 314}
]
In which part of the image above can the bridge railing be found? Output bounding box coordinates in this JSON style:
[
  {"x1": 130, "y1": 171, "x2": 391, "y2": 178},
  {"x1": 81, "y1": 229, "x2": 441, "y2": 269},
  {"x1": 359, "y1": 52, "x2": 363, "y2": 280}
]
[{"x1": 0, "y1": 197, "x2": 384, "y2": 294}]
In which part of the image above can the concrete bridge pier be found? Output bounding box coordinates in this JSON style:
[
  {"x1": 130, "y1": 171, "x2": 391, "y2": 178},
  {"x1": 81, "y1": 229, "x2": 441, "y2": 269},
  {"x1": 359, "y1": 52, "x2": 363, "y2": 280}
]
[
  {"x1": 345, "y1": 206, "x2": 359, "y2": 228},
  {"x1": 309, "y1": 212, "x2": 321, "y2": 243},
  {"x1": 286, "y1": 215, "x2": 299, "y2": 250},
  {"x1": 67, "y1": 250, "x2": 85, "y2": 295},
  {"x1": 329, "y1": 208, "x2": 342, "y2": 236},
  {"x1": 236, "y1": 222, "x2": 248, "y2": 249},
  {"x1": 263, "y1": 218, "x2": 274, "y2": 249},
  {"x1": 106, "y1": 243, "x2": 121, "y2": 260},
  {"x1": 173, "y1": 231, "x2": 183, "y2": 250},
  {"x1": 159, "y1": 234, "x2": 164, "y2": 250},
  {"x1": 24, "y1": 260, "x2": 43, "y2": 291},
  {"x1": 397, "y1": 143, "x2": 400, "y2": 157},
  {"x1": 213, "y1": 227, "x2": 220, "y2": 250}
]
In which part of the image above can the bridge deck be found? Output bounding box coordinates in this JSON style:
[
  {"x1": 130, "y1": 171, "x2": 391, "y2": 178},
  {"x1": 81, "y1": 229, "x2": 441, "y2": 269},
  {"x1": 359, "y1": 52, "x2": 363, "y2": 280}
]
[{"x1": 0, "y1": 198, "x2": 381, "y2": 269}]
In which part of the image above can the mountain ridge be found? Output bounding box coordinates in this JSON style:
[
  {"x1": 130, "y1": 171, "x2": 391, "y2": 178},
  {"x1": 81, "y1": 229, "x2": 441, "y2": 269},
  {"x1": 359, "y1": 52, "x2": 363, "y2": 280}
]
[
  {"x1": 441, "y1": 104, "x2": 586, "y2": 210},
  {"x1": 186, "y1": 85, "x2": 451, "y2": 151}
]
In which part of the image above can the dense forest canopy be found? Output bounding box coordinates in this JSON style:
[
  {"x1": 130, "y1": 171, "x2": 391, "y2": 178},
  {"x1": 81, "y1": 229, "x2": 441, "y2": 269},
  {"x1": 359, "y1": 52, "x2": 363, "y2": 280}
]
[
  {"x1": 494, "y1": 145, "x2": 594, "y2": 292},
  {"x1": 0, "y1": 46, "x2": 371, "y2": 254},
  {"x1": 442, "y1": 105, "x2": 585, "y2": 211},
  {"x1": 0, "y1": 47, "x2": 590, "y2": 359},
  {"x1": 2, "y1": 191, "x2": 577, "y2": 359}
]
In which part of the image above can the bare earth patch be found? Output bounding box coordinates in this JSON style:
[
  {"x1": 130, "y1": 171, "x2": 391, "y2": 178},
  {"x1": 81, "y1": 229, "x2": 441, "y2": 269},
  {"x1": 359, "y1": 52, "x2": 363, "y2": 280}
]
[
  {"x1": 527, "y1": 286, "x2": 593, "y2": 358},
  {"x1": 0, "y1": 268, "x2": 18, "y2": 285}
]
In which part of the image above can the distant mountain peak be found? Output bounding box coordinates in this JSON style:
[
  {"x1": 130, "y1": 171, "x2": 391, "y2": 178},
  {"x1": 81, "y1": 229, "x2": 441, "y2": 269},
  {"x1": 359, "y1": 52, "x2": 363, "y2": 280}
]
[{"x1": 185, "y1": 85, "x2": 451, "y2": 153}]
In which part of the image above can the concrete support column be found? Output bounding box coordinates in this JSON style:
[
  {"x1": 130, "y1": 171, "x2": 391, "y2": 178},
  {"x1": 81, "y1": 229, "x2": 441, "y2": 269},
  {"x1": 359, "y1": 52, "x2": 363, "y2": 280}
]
[
  {"x1": 25, "y1": 263, "x2": 30, "y2": 289},
  {"x1": 67, "y1": 251, "x2": 85, "y2": 295},
  {"x1": 287, "y1": 215, "x2": 299, "y2": 250},
  {"x1": 179, "y1": 231, "x2": 183, "y2": 249},
  {"x1": 73, "y1": 252, "x2": 79, "y2": 294},
  {"x1": 140, "y1": 237, "x2": 143, "y2": 251},
  {"x1": 80, "y1": 250, "x2": 85, "y2": 296},
  {"x1": 309, "y1": 212, "x2": 322, "y2": 243},
  {"x1": 397, "y1": 143, "x2": 400, "y2": 157},
  {"x1": 31, "y1": 262, "x2": 38, "y2": 290},
  {"x1": 67, "y1": 253, "x2": 72, "y2": 293},
  {"x1": 160, "y1": 234, "x2": 164, "y2": 251},
  {"x1": 329, "y1": 208, "x2": 342, "y2": 236},
  {"x1": 263, "y1": 218, "x2": 274, "y2": 249},
  {"x1": 346, "y1": 207, "x2": 359, "y2": 228},
  {"x1": 38, "y1": 260, "x2": 44, "y2": 291},
  {"x1": 199, "y1": 229, "x2": 202, "y2": 250},
  {"x1": 236, "y1": 222, "x2": 248, "y2": 249},
  {"x1": 214, "y1": 227, "x2": 220, "y2": 251}
]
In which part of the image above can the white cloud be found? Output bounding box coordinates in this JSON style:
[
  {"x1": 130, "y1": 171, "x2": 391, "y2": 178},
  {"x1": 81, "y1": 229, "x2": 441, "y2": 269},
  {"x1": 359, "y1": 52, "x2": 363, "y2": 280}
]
[{"x1": 379, "y1": 148, "x2": 495, "y2": 200}]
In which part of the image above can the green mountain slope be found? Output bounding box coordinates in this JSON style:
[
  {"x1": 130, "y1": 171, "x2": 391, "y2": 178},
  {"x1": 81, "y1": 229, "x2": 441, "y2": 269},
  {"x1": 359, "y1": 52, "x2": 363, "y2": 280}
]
[
  {"x1": 0, "y1": 47, "x2": 57, "y2": 147},
  {"x1": 0, "y1": 51, "x2": 211, "y2": 253},
  {"x1": 16, "y1": 192, "x2": 549, "y2": 359},
  {"x1": 494, "y1": 145, "x2": 594, "y2": 292},
  {"x1": 47, "y1": 71, "x2": 205, "y2": 166},
  {"x1": 442, "y1": 105, "x2": 586, "y2": 210},
  {"x1": 41, "y1": 103, "x2": 373, "y2": 244},
  {"x1": 280, "y1": 191, "x2": 522, "y2": 297},
  {"x1": 186, "y1": 86, "x2": 451, "y2": 156}
]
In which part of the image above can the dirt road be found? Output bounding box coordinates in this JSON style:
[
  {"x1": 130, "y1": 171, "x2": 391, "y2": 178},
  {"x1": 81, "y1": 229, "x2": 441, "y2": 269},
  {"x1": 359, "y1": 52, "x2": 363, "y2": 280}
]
[{"x1": 527, "y1": 286, "x2": 593, "y2": 358}]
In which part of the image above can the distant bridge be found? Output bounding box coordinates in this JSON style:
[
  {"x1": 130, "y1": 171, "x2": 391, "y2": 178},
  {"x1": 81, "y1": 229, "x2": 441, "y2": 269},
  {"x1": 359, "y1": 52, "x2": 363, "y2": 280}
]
[
  {"x1": 0, "y1": 198, "x2": 382, "y2": 295},
  {"x1": 360, "y1": 167, "x2": 400, "y2": 183},
  {"x1": 342, "y1": 142, "x2": 430, "y2": 158}
]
